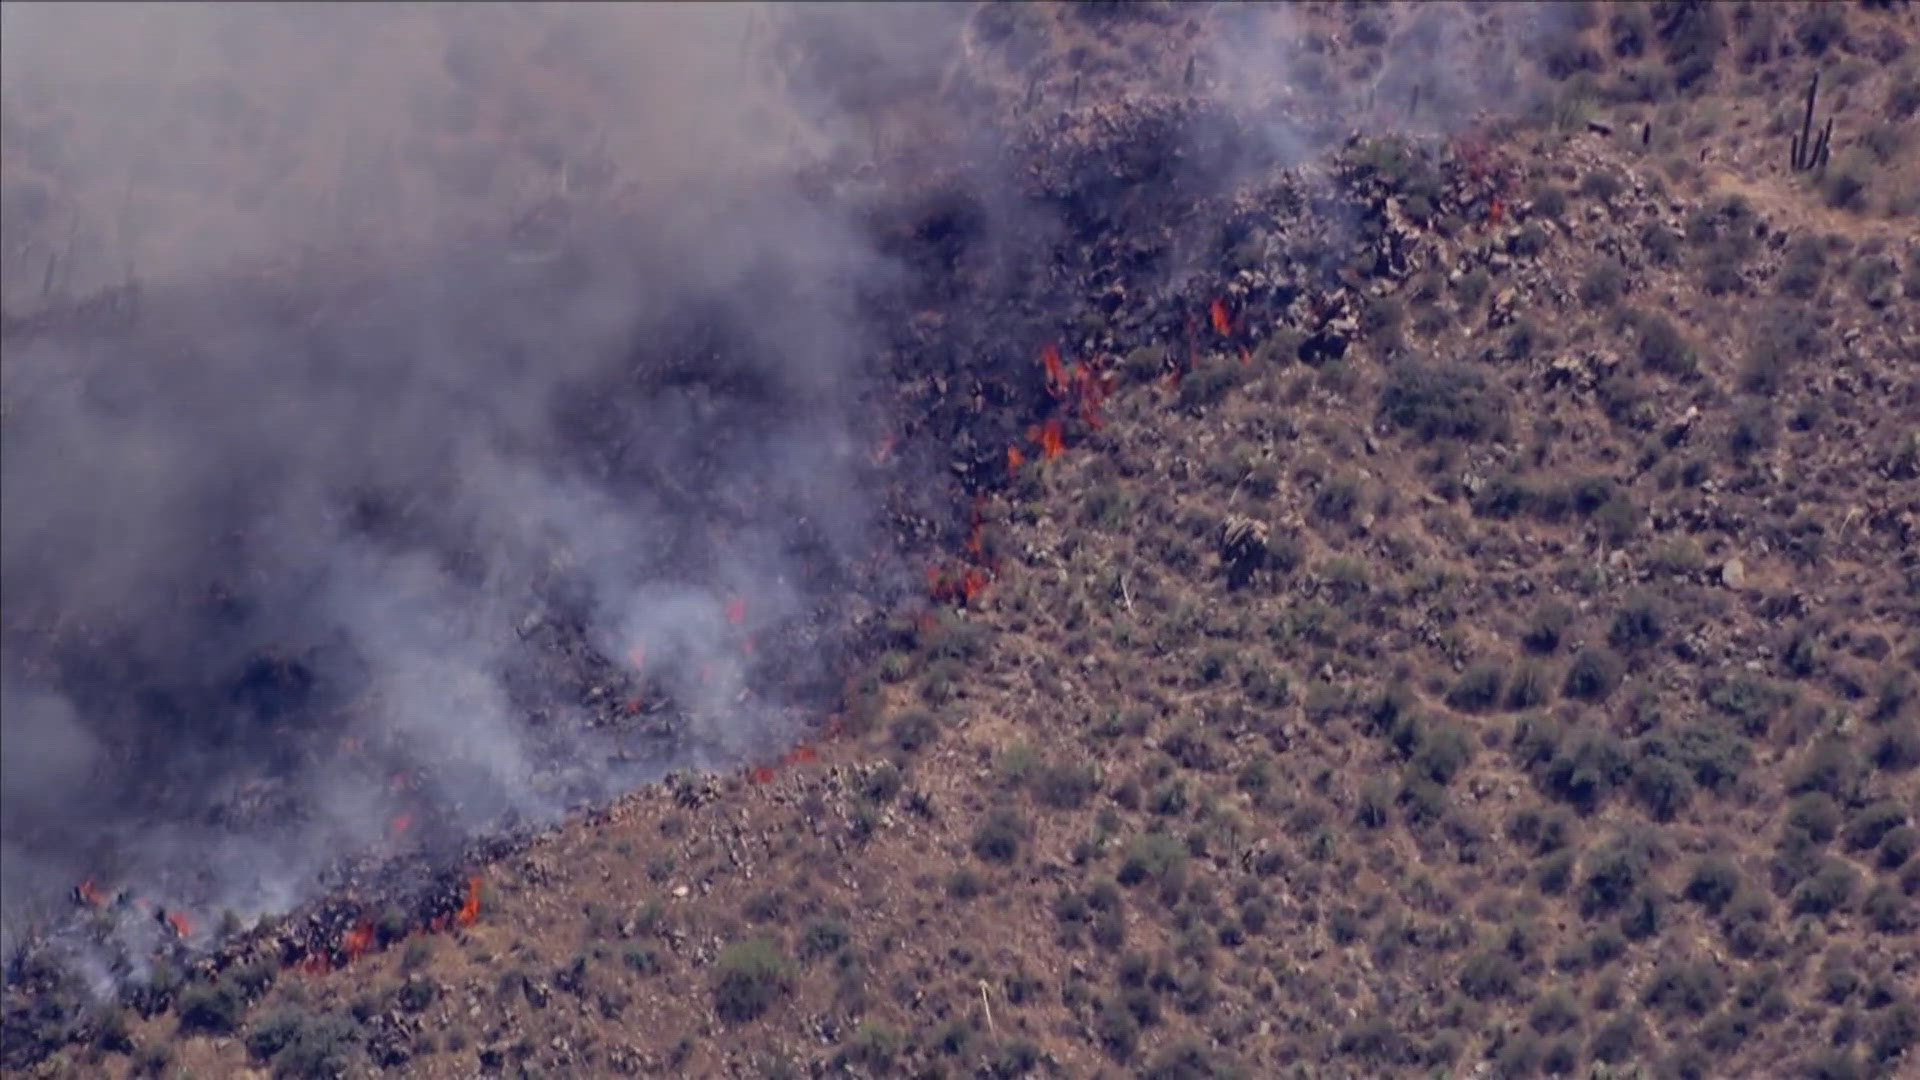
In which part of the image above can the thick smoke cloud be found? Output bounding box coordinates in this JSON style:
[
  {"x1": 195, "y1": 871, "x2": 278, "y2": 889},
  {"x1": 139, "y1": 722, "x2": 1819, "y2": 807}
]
[{"x1": 1, "y1": 2, "x2": 979, "y2": 963}]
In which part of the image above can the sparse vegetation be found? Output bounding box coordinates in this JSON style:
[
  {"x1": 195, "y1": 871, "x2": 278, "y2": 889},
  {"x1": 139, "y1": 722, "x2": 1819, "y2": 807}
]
[{"x1": 11, "y1": 8, "x2": 1918, "y2": 1079}]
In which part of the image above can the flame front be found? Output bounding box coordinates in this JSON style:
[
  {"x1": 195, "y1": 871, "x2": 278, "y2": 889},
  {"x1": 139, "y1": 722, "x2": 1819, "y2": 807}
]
[{"x1": 456, "y1": 876, "x2": 482, "y2": 928}]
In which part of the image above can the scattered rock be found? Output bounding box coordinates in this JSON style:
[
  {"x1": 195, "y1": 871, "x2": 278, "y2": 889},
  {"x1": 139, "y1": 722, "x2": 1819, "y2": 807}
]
[{"x1": 1720, "y1": 559, "x2": 1746, "y2": 590}]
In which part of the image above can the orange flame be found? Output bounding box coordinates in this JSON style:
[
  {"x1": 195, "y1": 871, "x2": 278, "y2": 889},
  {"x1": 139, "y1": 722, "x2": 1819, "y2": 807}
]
[
  {"x1": 390, "y1": 813, "x2": 414, "y2": 838},
  {"x1": 166, "y1": 911, "x2": 192, "y2": 939},
  {"x1": 871, "y1": 434, "x2": 897, "y2": 465},
  {"x1": 962, "y1": 567, "x2": 990, "y2": 604},
  {"x1": 76, "y1": 880, "x2": 105, "y2": 908},
  {"x1": 456, "y1": 876, "x2": 482, "y2": 928},
  {"x1": 1036, "y1": 419, "x2": 1065, "y2": 460},
  {"x1": 725, "y1": 598, "x2": 746, "y2": 626},
  {"x1": 344, "y1": 921, "x2": 374, "y2": 962},
  {"x1": 622, "y1": 694, "x2": 646, "y2": 716},
  {"x1": 750, "y1": 764, "x2": 777, "y2": 785},
  {"x1": 1007, "y1": 445, "x2": 1026, "y2": 473},
  {"x1": 1210, "y1": 298, "x2": 1232, "y2": 337},
  {"x1": 1042, "y1": 342, "x2": 1067, "y2": 398},
  {"x1": 1488, "y1": 196, "x2": 1505, "y2": 227},
  {"x1": 301, "y1": 954, "x2": 331, "y2": 975},
  {"x1": 785, "y1": 744, "x2": 817, "y2": 766}
]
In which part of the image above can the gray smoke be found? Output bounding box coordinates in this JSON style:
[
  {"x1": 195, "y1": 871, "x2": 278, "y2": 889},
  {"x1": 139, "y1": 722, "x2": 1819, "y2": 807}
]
[{"x1": 0, "y1": 2, "x2": 984, "y2": 962}]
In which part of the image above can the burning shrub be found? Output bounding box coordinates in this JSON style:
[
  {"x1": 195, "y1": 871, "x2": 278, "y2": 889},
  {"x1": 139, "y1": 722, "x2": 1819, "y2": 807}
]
[{"x1": 712, "y1": 937, "x2": 791, "y2": 1023}]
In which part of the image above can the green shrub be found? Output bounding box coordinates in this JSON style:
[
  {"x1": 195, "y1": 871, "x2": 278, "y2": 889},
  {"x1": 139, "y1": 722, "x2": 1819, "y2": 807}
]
[
  {"x1": 1543, "y1": 730, "x2": 1631, "y2": 811},
  {"x1": 799, "y1": 921, "x2": 851, "y2": 964},
  {"x1": 1791, "y1": 858, "x2": 1860, "y2": 916},
  {"x1": 860, "y1": 762, "x2": 903, "y2": 803},
  {"x1": 1704, "y1": 674, "x2": 1792, "y2": 735},
  {"x1": 1529, "y1": 990, "x2": 1582, "y2": 1035},
  {"x1": 1630, "y1": 754, "x2": 1693, "y2": 821},
  {"x1": 1608, "y1": 596, "x2": 1667, "y2": 652},
  {"x1": 1787, "y1": 739, "x2": 1860, "y2": 799},
  {"x1": 1506, "y1": 663, "x2": 1553, "y2": 710},
  {"x1": 1685, "y1": 856, "x2": 1742, "y2": 911},
  {"x1": 1580, "y1": 260, "x2": 1628, "y2": 307},
  {"x1": 1872, "y1": 720, "x2": 1920, "y2": 771},
  {"x1": 1589, "y1": 1012, "x2": 1646, "y2": 1064},
  {"x1": 1523, "y1": 603, "x2": 1574, "y2": 655},
  {"x1": 1861, "y1": 884, "x2": 1914, "y2": 934},
  {"x1": 1445, "y1": 663, "x2": 1507, "y2": 714},
  {"x1": 176, "y1": 977, "x2": 245, "y2": 1036},
  {"x1": 1786, "y1": 792, "x2": 1843, "y2": 844},
  {"x1": 1410, "y1": 721, "x2": 1475, "y2": 785},
  {"x1": 1459, "y1": 949, "x2": 1521, "y2": 1001},
  {"x1": 1644, "y1": 959, "x2": 1725, "y2": 1018},
  {"x1": 1563, "y1": 647, "x2": 1623, "y2": 702},
  {"x1": 1628, "y1": 309, "x2": 1698, "y2": 376},
  {"x1": 1378, "y1": 361, "x2": 1511, "y2": 442},
  {"x1": 972, "y1": 808, "x2": 1027, "y2": 864},
  {"x1": 1779, "y1": 235, "x2": 1827, "y2": 297},
  {"x1": 1878, "y1": 825, "x2": 1917, "y2": 870},
  {"x1": 1581, "y1": 831, "x2": 1657, "y2": 915},
  {"x1": 713, "y1": 937, "x2": 791, "y2": 1023},
  {"x1": 891, "y1": 711, "x2": 939, "y2": 753},
  {"x1": 1117, "y1": 833, "x2": 1188, "y2": 891},
  {"x1": 1034, "y1": 762, "x2": 1098, "y2": 810}
]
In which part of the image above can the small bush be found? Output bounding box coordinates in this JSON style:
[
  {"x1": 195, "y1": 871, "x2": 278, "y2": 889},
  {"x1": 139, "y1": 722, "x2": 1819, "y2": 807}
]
[
  {"x1": 1608, "y1": 596, "x2": 1667, "y2": 652},
  {"x1": 1445, "y1": 663, "x2": 1507, "y2": 714},
  {"x1": 1506, "y1": 663, "x2": 1552, "y2": 710},
  {"x1": 1410, "y1": 721, "x2": 1475, "y2": 785},
  {"x1": 972, "y1": 808, "x2": 1027, "y2": 864},
  {"x1": 1877, "y1": 825, "x2": 1917, "y2": 870},
  {"x1": 891, "y1": 711, "x2": 940, "y2": 753},
  {"x1": 1523, "y1": 603, "x2": 1575, "y2": 655},
  {"x1": 1791, "y1": 858, "x2": 1859, "y2": 916},
  {"x1": 1589, "y1": 1012, "x2": 1646, "y2": 1064},
  {"x1": 1117, "y1": 832, "x2": 1188, "y2": 891},
  {"x1": 1631, "y1": 754, "x2": 1693, "y2": 821},
  {"x1": 176, "y1": 978, "x2": 244, "y2": 1036},
  {"x1": 1563, "y1": 648, "x2": 1624, "y2": 702},
  {"x1": 1871, "y1": 720, "x2": 1920, "y2": 771},
  {"x1": 1787, "y1": 739, "x2": 1860, "y2": 799},
  {"x1": 1786, "y1": 792, "x2": 1843, "y2": 844},
  {"x1": 799, "y1": 921, "x2": 852, "y2": 964},
  {"x1": 1459, "y1": 949, "x2": 1521, "y2": 1001},
  {"x1": 713, "y1": 937, "x2": 791, "y2": 1023},
  {"x1": 1686, "y1": 857, "x2": 1741, "y2": 911},
  {"x1": 1862, "y1": 884, "x2": 1914, "y2": 933},
  {"x1": 1779, "y1": 235, "x2": 1827, "y2": 297},
  {"x1": 1580, "y1": 260, "x2": 1627, "y2": 307},
  {"x1": 1034, "y1": 762, "x2": 1098, "y2": 810},
  {"x1": 1645, "y1": 960, "x2": 1725, "y2": 1018},
  {"x1": 1629, "y1": 309, "x2": 1697, "y2": 376},
  {"x1": 1795, "y1": 7, "x2": 1846, "y2": 56},
  {"x1": 1543, "y1": 730, "x2": 1631, "y2": 811},
  {"x1": 1580, "y1": 831, "x2": 1656, "y2": 915},
  {"x1": 1379, "y1": 361, "x2": 1511, "y2": 442}
]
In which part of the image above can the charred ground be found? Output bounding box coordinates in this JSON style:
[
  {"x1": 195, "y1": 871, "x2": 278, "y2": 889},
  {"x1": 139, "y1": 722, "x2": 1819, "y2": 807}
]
[{"x1": 6, "y1": 2, "x2": 1920, "y2": 1078}]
